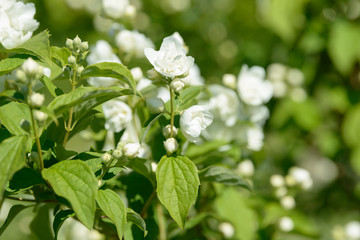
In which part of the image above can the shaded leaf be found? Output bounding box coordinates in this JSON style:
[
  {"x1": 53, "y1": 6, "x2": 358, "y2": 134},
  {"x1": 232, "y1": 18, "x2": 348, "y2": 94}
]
[
  {"x1": 8, "y1": 167, "x2": 45, "y2": 192},
  {"x1": 0, "y1": 204, "x2": 29, "y2": 235},
  {"x1": 53, "y1": 209, "x2": 75, "y2": 240},
  {"x1": 126, "y1": 208, "x2": 147, "y2": 237},
  {"x1": 126, "y1": 158, "x2": 155, "y2": 186}
]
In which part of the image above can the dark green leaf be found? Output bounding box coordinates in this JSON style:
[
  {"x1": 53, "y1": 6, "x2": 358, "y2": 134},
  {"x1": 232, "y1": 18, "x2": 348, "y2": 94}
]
[
  {"x1": 127, "y1": 208, "x2": 147, "y2": 237},
  {"x1": 126, "y1": 158, "x2": 155, "y2": 186},
  {"x1": 53, "y1": 209, "x2": 75, "y2": 240},
  {"x1": 8, "y1": 167, "x2": 45, "y2": 192}
]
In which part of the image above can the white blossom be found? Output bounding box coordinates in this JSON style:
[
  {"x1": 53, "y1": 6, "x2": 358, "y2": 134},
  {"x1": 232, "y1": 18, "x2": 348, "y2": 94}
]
[
  {"x1": 123, "y1": 142, "x2": 140, "y2": 158},
  {"x1": 170, "y1": 79, "x2": 185, "y2": 92},
  {"x1": 102, "y1": 0, "x2": 129, "y2": 19},
  {"x1": 181, "y1": 64, "x2": 204, "y2": 86},
  {"x1": 279, "y1": 217, "x2": 294, "y2": 232},
  {"x1": 280, "y1": 195, "x2": 296, "y2": 210},
  {"x1": 116, "y1": 29, "x2": 154, "y2": 58},
  {"x1": 222, "y1": 73, "x2": 237, "y2": 89},
  {"x1": 144, "y1": 34, "x2": 194, "y2": 79},
  {"x1": 237, "y1": 65, "x2": 273, "y2": 106},
  {"x1": 0, "y1": 0, "x2": 39, "y2": 49},
  {"x1": 246, "y1": 125, "x2": 264, "y2": 151},
  {"x1": 270, "y1": 174, "x2": 285, "y2": 188},
  {"x1": 345, "y1": 221, "x2": 360, "y2": 239},
  {"x1": 219, "y1": 222, "x2": 235, "y2": 238},
  {"x1": 34, "y1": 110, "x2": 47, "y2": 122},
  {"x1": 164, "y1": 138, "x2": 179, "y2": 154},
  {"x1": 101, "y1": 153, "x2": 112, "y2": 163},
  {"x1": 30, "y1": 93, "x2": 45, "y2": 107},
  {"x1": 162, "y1": 124, "x2": 178, "y2": 138},
  {"x1": 180, "y1": 105, "x2": 213, "y2": 143},
  {"x1": 102, "y1": 99, "x2": 132, "y2": 132},
  {"x1": 237, "y1": 159, "x2": 254, "y2": 177},
  {"x1": 288, "y1": 167, "x2": 313, "y2": 190},
  {"x1": 87, "y1": 40, "x2": 122, "y2": 87}
]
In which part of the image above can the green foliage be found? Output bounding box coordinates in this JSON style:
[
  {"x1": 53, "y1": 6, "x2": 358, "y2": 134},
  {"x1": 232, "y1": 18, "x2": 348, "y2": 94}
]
[
  {"x1": 0, "y1": 204, "x2": 29, "y2": 235},
  {"x1": 0, "y1": 57, "x2": 26, "y2": 76},
  {"x1": 127, "y1": 208, "x2": 147, "y2": 236},
  {"x1": 42, "y1": 160, "x2": 98, "y2": 229},
  {"x1": 0, "y1": 136, "x2": 28, "y2": 202},
  {"x1": 156, "y1": 155, "x2": 200, "y2": 229},
  {"x1": 0, "y1": 102, "x2": 32, "y2": 136},
  {"x1": 53, "y1": 209, "x2": 75, "y2": 240}
]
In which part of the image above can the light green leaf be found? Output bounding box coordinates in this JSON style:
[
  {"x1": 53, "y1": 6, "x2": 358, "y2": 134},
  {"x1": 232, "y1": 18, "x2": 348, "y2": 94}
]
[
  {"x1": 81, "y1": 62, "x2": 136, "y2": 92},
  {"x1": 176, "y1": 86, "x2": 203, "y2": 111},
  {"x1": 47, "y1": 86, "x2": 134, "y2": 120},
  {"x1": 42, "y1": 160, "x2": 98, "y2": 229},
  {"x1": 0, "y1": 57, "x2": 26, "y2": 76},
  {"x1": 0, "y1": 102, "x2": 32, "y2": 136},
  {"x1": 96, "y1": 189, "x2": 127, "y2": 239},
  {"x1": 1, "y1": 31, "x2": 52, "y2": 66},
  {"x1": 126, "y1": 208, "x2": 147, "y2": 236},
  {"x1": 0, "y1": 136, "x2": 28, "y2": 202},
  {"x1": 51, "y1": 46, "x2": 71, "y2": 67},
  {"x1": 198, "y1": 166, "x2": 252, "y2": 191},
  {"x1": 156, "y1": 155, "x2": 200, "y2": 229},
  {"x1": 342, "y1": 104, "x2": 360, "y2": 148}
]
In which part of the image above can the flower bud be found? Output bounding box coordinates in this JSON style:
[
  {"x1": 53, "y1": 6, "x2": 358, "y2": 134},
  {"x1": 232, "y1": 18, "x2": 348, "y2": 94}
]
[
  {"x1": 162, "y1": 124, "x2": 178, "y2": 138},
  {"x1": 112, "y1": 149, "x2": 123, "y2": 159},
  {"x1": 170, "y1": 79, "x2": 185, "y2": 93},
  {"x1": 222, "y1": 74, "x2": 236, "y2": 89},
  {"x1": 29, "y1": 93, "x2": 45, "y2": 108},
  {"x1": 146, "y1": 97, "x2": 164, "y2": 114},
  {"x1": 270, "y1": 174, "x2": 285, "y2": 188},
  {"x1": 80, "y1": 41, "x2": 89, "y2": 52},
  {"x1": 164, "y1": 138, "x2": 178, "y2": 154},
  {"x1": 101, "y1": 152, "x2": 112, "y2": 164},
  {"x1": 123, "y1": 142, "x2": 140, "y2": 158},
  {"x1": 73, "y1": 35, "x2": 82, "y2": 49},
  {"x1": 125, "y1": 5, "x2": 136, "y2": 18},
  {"x1": 131, "y1": 67, "x2": 143, "y2": 82},
  {"x1": 278, "y1": 217, "x2": 294, "y2": 232},
  {"x1": 66, "y1": 38, "x2": 74, "y2": 50},
  {"x1": 76, "y1": 66, "x2": 84, "y2": 75},
  {"x1": 147, "y1": 68, "x2": 162, "y2": 81},
  {"x1": 236, "y1": 159, "x2": 254, "y2": 177},
  {"x1": 20, "y1": 119, "x2": 31, "y2": 133},
  {"x1": 22, "y1": 58, "x2": 40, "y2": 77},
  {"x1": 34, "y1": 110, "x2": 48, "y2": 122},
  {"x1": 67, "y1": 55, "x2": 76, "y2": 65},
  {"x1": 16, "y1": 70, "x2": 27, "y2": 83},
  {"x1": 280, "y1": 195, "x2": 295, "y2": 210}
]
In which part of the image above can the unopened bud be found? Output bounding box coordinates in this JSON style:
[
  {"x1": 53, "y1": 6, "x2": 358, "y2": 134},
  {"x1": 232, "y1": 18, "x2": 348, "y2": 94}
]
[
  {"x1": 280, "y1": 195, "x2": 295, "y2": 210},
  {"x1": 123, "y1": 142, "x2": 140, "y2": 158},
  {"x1": 66, "y1": 38, "x2": 74, "y2": 50},
  {"x1": 34, "y1": 110, "x2": 48, "y2": 122},
  {"x1": 20, "y1": 119, "x2": 31, "y2": 133},
  {"x1": 146, "y1": 97, "x2": 164, "y2": 114},
  {"x1": 170, "y1": 79, "x2": 185, "y2": 93},
  {"x1": 22, "y1": 58, "x2": 40, "y2": 77},
  {"x1": 76, "y1": 66, "x2": 84, "y2": 75},
  {"x1": 67, "y1": 55, "x2": 76, "y2": 65},
  {"x1": 164, "y1": 138, "x2": 178, "y2": 154},
  {"x1": 80, "y1": 42, "x2": 89, "y2": 52},
  {"x1": 162, "y1": 124, "x2": 178, "y2": 138},
  {"x1": 16, "y1": 70, "x2": 27, "y2": 83},
  {"x1": 73, "y1": 35, "x2": 82, "y2": 49},
  {"x1": 101, "y1": 152, "x2": 112, "y2": 164},
  {"x1": 131, "y1": 67, "x2": 143, "y2": 82},
  {"x1": 147, "y1": 69, "x2": 162, "y2": 81},
  {"x1": 222, "y1": 74, "x2": 236, "y2": 89},
  {"x1": 29, "y1": 93, "x2": 45, "y2": 108},
  {"x1": 112, "y1": 149, "x2": 123, "y2": 159}
]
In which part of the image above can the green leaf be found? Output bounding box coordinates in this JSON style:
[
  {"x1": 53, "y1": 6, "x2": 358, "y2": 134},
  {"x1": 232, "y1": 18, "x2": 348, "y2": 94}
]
[
  {"x1": 176, "y1": 86, "x2": 203, "y2": 111},
  {"x1": 53, "y1": 209, "x2": 75, "y2": 240},
  {"x1": 8, "y1": 167, "x2": 45, "y2": 192},
  {"x1": 186, "y1": 140, "x2": 228, "y2": 159},
  {"x1": 81, "y1": 62, "x2": 137, "y2": 92},
  {"x1": 342, "y1": 104, "x2": 360, "y2": 148},
  {"x1": 198, "y1": 166, "x2": 252, "y2": 191},
  {"x1": 0, "y1": 57, "x2": 26, "y2": 76},
  {"x1": 126, "y1": 158, "x2": 155, "y2": 186},
  {"x1": 96, "y1": 189, "x2": 127, "y2": 239},
  {"x1": 47, "y1": 86, "x2": 134, "y2": 119},
  {"x1": 42, "y1": 160, "x2": 98, "y2": 229},
  {"x1": 51, "y1": 46, "x2": 71, "y2": 67},
  {"x1": 0, "y1": 204, "x2": 29, "y2": 235},
  {"x1": 0, "y1": 136, "x2": 28, "y2": 202},
  {"x1": 29, "y1": 204, "x2": 54, "y2": 240},
  {"x1": 1, "y1": 31, "x2": 51, "y2": 66},
  {"x1": 126, "y1": 208, "x2": 147, "y2": 237},
  {"x1": 0, "y1": 102, "x2": 31, "y2": 136},
  {"x1": 156, "y1": 155, "x2": 200, "y2": 229}
]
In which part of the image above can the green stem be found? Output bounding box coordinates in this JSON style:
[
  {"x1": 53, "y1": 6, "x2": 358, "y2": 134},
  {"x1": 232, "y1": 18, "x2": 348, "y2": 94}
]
[
  {"x1": 29, "y1": 107, "x2": 44, "y2": 171},
  {"x1": 140, "y1": 190, "x2": 156, "y2": 218},
  {"x1": 157, "y1": 201, "x2": 167, "y2": 240},
  {"x1": 170, "y1": 88, "x2": 175, "y2": 138},
  {"x1": 62, "y1": 68, "x2": 77, "y2": 147}
]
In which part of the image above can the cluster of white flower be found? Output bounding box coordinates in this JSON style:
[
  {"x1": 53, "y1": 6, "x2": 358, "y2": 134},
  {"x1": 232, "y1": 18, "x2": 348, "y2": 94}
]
[
  {"x1": 270, "y1": 166, "x2": 313, "y2": 210},
  {"x1": 116, "y1": 29, "x2": 154, "y2": 58},
  {"x1": 267, "y1": 63, "x2": 307, "y2": 102},
  {"x1": 0, "y1": 0, "x2": 39, "y2": 49},
  {"x1": 332, "y1": 221, "x2": 360, "y2": 240}
]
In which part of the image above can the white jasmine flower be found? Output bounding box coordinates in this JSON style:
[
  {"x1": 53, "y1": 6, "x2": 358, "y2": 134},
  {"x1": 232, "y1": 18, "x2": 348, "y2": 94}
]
[
  {"x1": 164, "y1": 138, "x2": 179, "y2": 154},
  {"x1": 270, "y1": 174, "x2": 285, "y2": 188},
  {"x1": 345, "y1": 221, "x2": 360, "y2": 239},
  {"x1": 237, "y1": 159, "x2": 254, "y2": 177},
  {"x1": 222, "y1": 73, "x2": 237, "y2": 89},
  {"x1": 171, "y1": 32, "x2": 185, "y2": 47},
  {"x1": 102, "y1": 0, "x2": 129, "y2": 19},
  {"x1": 247, "y1": 105, "x2": 270, "y2": 126},
  {"x1": 246, "y1": 125, "x2": 264, "y2": 151},
  {"x1": 0, "y1": 0, "x2": 39, "y2": 49},
  {"x1": 123, "y1": 142, "x2": 140, "y2": 158},
  {"x1": 170, "y1": 78, "x2": 185, "y2": 92},
  {"x1": 279, "y1": 217, "x2": 294, "y2": 232},
  {"x1": 30, "y1": 93, "x2": 45, "y2": 107},
  {"x1": 116, "y1": 29, "x2": 154, "y2": 58},
  {"x1": 144, "y1": 34, "x2": 194, "y2": 79},
  {"x1": 219, "y1": 222, "x2": 235, "y2": 238},
  {"x1": 288, "y1": 167, "x2": 313, "y2": 190},
  {"x1": 87, "y1": 40, "x2": 122, "y2": 87},
  {"x1": 280, "y1": 195, "x2": 296, "y2": 210},
  {"x1": 181, "y1": 64, "x2": 205, "y2": 86},
  {"x1": 208, "y1": 84, "x2": 241, "y2": 127},
  {"x1": 180, "y1": 105, "x2": 213, "y2": 143},
  {"x1": 237, "y1": 65, "x2": 273, "y2": 106},
  {"x1": 102, "y1": 99, "x2": 132, "y2": 132}
]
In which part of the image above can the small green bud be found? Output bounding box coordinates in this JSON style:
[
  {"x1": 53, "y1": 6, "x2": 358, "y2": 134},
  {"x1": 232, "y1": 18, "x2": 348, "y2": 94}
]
[
  {"x1": 73, "y1": 35, "x2": 82, "y2": 49},
  {"x1": 76, "y1": 66, "x2": 84, "y2": 75},
  {"x1": 20, "y1": 119, "x2": 31, "y2": 133},
  {"x1": 80, "y1": 41, "x2": 88, "y2": 52},
  {"x1": 101, "y1": 152, "x2": 112, "y2": 164},
  {"x1": 67, "y1": 55, "x2": 76, "y2": 65},
  {"x1": 170, "y1": 78, "x2": 185, "y2": 93},
  {"x1": 66, "y1": 38, "x2": 74, "y2": 50},
  {"x1": 112, "y1": 149, "x2": 123, "y2": 159}
]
